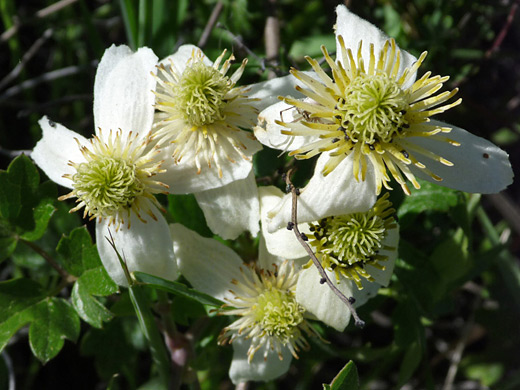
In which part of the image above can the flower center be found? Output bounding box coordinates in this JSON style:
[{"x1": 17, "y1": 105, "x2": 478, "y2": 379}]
[
  {"x1": 306, "y1": 192, "x2": 396, "y2": 289},
  {"x1": 253, "y1": 287, "x2": 304, "y2": 340},
  {"x1": 59, "y1": 130, "x2": 167, "y2": 228},
  {"x1": 218, "y1": 261, "x2": 319, "y2": 362},
  {"x1": 278, "y1": 37, "x2": 462, "y2": 194},
  {"x1": 176, "y1": 61, "x2": 231, "y2": 127},
  {"x1": 337, "y1": 73, "x2": 409, "y2": 144},
  {"x1": 72, "y1": 157, "x2": 144, "y2": 218}
]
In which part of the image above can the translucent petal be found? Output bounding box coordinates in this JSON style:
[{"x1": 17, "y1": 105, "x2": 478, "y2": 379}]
[
  {"x1": 229, "y1": 338, "x2": 292, "y2": 385},
  {"x1": 32, "y1": 116, "x2": 88, "y2": 189},
  {"x1": 170, "y1": 223, "x2": 245, "y2": 301},
  {"x1": 160, "y1": 44, "x2": 213, "y2": 71},
  {"x1": 248, "y1": 73, "x2": 306, "y2": 112},
  {"x1": 259, "y1": 186, "x2": 309, "y2": 259},
  {"x1": 295, "y1": 266, "x2": 379, "y2": 331},
  {"x1": 195, "y1": 172, "x2": 260, "y2": 240},
  {"x1": 96, "y1": 208, "x2": 176, "y2": 287},
  {"x1": 408, "y1": 120, "x2": 513, "y2": 194},
  {"x1": 266, "y1": 153, "x2": 377, "y2": 232}
]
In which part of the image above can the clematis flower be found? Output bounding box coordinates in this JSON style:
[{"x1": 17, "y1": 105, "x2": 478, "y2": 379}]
[
  {"x1": 170, "y1": 222, "x2": 321, "y2": 384},
  {"x1": 255, "y1": 5, "x2": 513, "y2": 230},
  {"x1": 152, "y1": 45, "x2": 301, "y2": 239},
  {"x1": 32, "y1": 45, "x2": 176, "y2": 286},
  {"x1": 259, "y1": 186, "x2": 397, "y2": 331}
]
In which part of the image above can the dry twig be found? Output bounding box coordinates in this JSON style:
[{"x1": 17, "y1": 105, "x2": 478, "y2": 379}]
[{"x1": 284, "y1": 171, "x2": 365, "y2": 328}]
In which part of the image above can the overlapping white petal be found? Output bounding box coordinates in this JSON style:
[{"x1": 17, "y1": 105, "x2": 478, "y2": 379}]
[
  {"x1": 169, "y1": 223, "x2": 245, "y2": 302},
  {"x1": 265, "y1": 153, "x2": 377, "y2": 232},
  {"x1": 94, "y1": 45, "x2": 158, "y2": 142},
  {"x1": 96, "y1": 206, "x2": 176, "y2": 287},
  {"x1": 259, "y1": 186, "x2": 310, "y2": 259},
  {"x1": 32, "y1": 117, "x2": 88, "y2": 189},
  {"x1": 229, "y1": 338, "x2": 292, "y2": 385},
  {"x1": 195, "y1": 172, "x2": 259, "y2": 240},
  {"x1": 295, "y1": 266, "x2": 379, "y2": 331}
]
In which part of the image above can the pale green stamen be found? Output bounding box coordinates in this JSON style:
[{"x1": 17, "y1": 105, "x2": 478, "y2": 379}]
[
  {"x1": 72, "y1": 157, "x2": 144, "y2": 217},
  {"x1": 306, "y1": 192, "x2": 396, "y2": 289},
  {"x1": 175, "y1": 62, "x2": 231, "y2": 126},
  {"x1": 253, "y1": 288, "x2": 305, "y2": 341}
]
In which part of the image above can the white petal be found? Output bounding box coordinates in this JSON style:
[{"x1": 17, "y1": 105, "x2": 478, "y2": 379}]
[
  {"x1": 247, "y1": 74, "x2": 304, "y2": 112},
  {"x1": 364, "y1": 225, "x2": 399, "y2": 286},
  {"x1": 408, "y1": 121, "x2": 513, "y2": 194},
  {"x1": 229, "y1": 338, "x2": 292, "y2": 384},
  {"x1": 254, "y1": 100, "x2": 321, "y2": 152},
  {"x1": 32, "y1": 116, "x2": 88, "y2": 189},
  {"x1": 157, "y1": 133, "x2": 261, "y2": 194},
  {"x1": 195, "y1": 172, "x2": 260, "y2": 240},
  {"x1": 96, "y1": 208, "x2": 177, "y2": 287},
  {"x1": 295, "y1": 266, "x2": 378, "y2": 331},
  {"x1": 259, "y1": 186, "x2": 309, "y2": 259},
  {"x1": 267, "y1": 153, "x2": 377, "y2": 232},
  {"x1": 94, "y1": 45, "x2": 158, "y2": 141},
  {"x1": 170, "y1": 223, "x2": 245, "y2": 301},
  {"x1": 160, "y1": 44, "x2": 213, "y2": 71},
  {"x1": 335, "y1": 5, "x2": 416, "y2": 83}
]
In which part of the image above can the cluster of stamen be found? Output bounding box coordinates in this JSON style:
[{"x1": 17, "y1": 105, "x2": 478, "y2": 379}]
[
  {"x1": 152, "y1": 48, "x2": 259, "y2": 177},
  {"x1": 304, "y1": 193, "x2": 397, "y2": 289},
  {"x1": 60, "y1": 130, "x2": 168, "y2": 230},
  {"x1": 218, "y1": 261, "x2": 319, "y2": 362},
  {"x1": 277, "y1": 36, "x2": 462, "y2": 194}
]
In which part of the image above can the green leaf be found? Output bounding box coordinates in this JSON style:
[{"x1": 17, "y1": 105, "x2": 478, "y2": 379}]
[
  {"x1": 289, "y1": 34, "x2": 336, "y2": 60},
  {"x1": 56, "y1": 226, "x2": 103, "y2": 276},
  {"x1": 81, "y1": 317, "x2": 143, "y2": 381},
  {"x1": 128, "y1": 285, "x2": 170, "y2": 389},
  {"x1": 0, "y1": 155, "x2": 57, "y2": 241},
  {"x1": 28, "y1": 298, "x2": 80, "y2": 363},
  {"x1": 430, "y1": 228, "x2": 471, "y2": 287},
  {"x1": 80, "y1": 267, "x2": 118, "y2": 296},
  {"x1": 20, "y1": 200, "x2": 56, "y2": 242},
  {"x1": 0, "y1": 279, "x2": 79, "y2": 363},
  {"x1": 71, "y1": 279, "x2": 114, "y2": 328},
  {"x1": 133, "y1": 271, "x2": 224, "y2": 307},
  {"x1": 324, "y1": 360, "x2": 360, "y2": 390},
  {"x1": 396, "y1": 340, "x2": 422, "y2": 388},
  {"x1": 168, "y1": 194, "x2": 212, "y2": 237},
  {"x1": 397, "y1": 179, "x2": 460, "y2": 221},
  {"x1": 0, "y1": 236, "x2": 17, "y2": 262}
]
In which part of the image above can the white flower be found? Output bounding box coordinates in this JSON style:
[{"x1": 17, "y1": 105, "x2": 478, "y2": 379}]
[
  {"x1": 259, "y1": 186, "x2": 397, "y2": 331},
  {"x1": 32, "y1": 45, "x2": 176, "y2": 286},
  {"x1": 170, "y1": 223, "x2": 320, "y2": 384},
  {"x1": 255, "y1": 6, "x2": 513, "y2": 230},
  {"x1": 153, "y1": 45, "x2": 301, "y2": 239}
]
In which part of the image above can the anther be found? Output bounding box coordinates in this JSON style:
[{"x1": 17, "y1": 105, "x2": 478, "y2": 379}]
[{"x1": 332, "y1": 138, "x2": 340, "y2": 143}]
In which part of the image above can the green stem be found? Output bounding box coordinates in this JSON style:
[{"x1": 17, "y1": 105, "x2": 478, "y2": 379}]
[{"x1": 129, "y1": 285, "x2": 171, "y2": 389}]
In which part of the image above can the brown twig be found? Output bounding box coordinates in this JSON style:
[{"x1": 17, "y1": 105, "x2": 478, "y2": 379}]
[
  {"x1": 485, "y1": 1, "x2": 518, "y2": 58},
  {"x1": 197, "y1": 1, "x2": 224, "y2": 49},
  {"x1": 1, "y1": 0, "x2": 78, "y2": 42},
  {"x1": 19, "y1": 238, "x2": 76, "y2": 283},
  {"x1": 264, "y1": 0, "x2": 280, "y2": 79},
  {"x1": 0, "y1": 28, "x2": 53, "y2": 91},
  {"x1": 284, "y1": 171, "x2": 365, "y2": 328}
]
